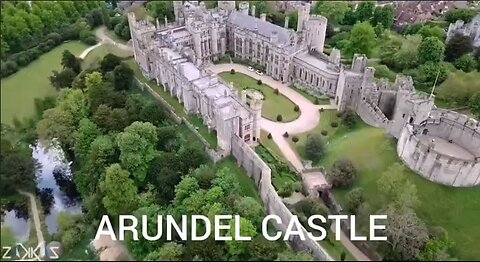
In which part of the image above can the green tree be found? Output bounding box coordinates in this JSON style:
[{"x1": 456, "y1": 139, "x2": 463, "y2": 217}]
[
  {"x1": 233, "y1": 196, "x2": 264, "y2": 226},
  {"x1": 455, "y1": 53, "x2": 476, "y2": 72},
  {"x1": 418, "y1": 238, "x2": 454, "y2": 261},
  {"x1": 313, "y1": 1, "x2": 350, "y2": 25},
  {"x1": 226, "y1": 217, "x2": 257, "y2": 258},
  {"x1": 0, "y1": 152, "x2": 37, "y2": 197},
  {"x1": 113, "y1": 62, "x2": 134, "y2": 90},
  {"x1": 378, "y1": 163, "x2": 419, "y2": 210},
  {"x1": 418, "y1": 36, "x2": 445, "y2": 64},
  {"x1": 61, "y1": 50, "x2": 81, "y2": 74},
  {"x1": 146, "y1": 1, "x2": 174, "y2": 22},
  {"x1": 345, "y1": 21, "x2": 377, "y2": 57},
  {"x1": 100, "y1": 53, "x2": 122, "y2": 73},
  {"x1": 445, "y1": 33, "x2": 473, "y2": 62},
  {"x1": 327, "y1": 158, "x2": 357, "y2": 188},
  {"x1": 156, "y1": 126, "x2": 179, "y2": 152},
  {"x1": 444, "y1": 8, "x2": 478, "y2": 23},
  {"x1": 145, "y1": 242, "x2": 184, "y2": 261},
  {"x1": 371, "y1": 5, "x2": 394, "y2": 29},
  {"x1": 100, "y1": 164, "x2": 138, "y2": 216},
  {"x1": 116, "y1": 121, "x2": 158, "y2": 182},
  {"x1": 344, "y1": 187, "x2": 364, "y2": 215},
  {"x1": 417, "y1": 25, "x2": 446, "y2": 41},
  {"x1": 74, "y1": 118, "x2": 101, "y2": 162},
  {"x1": 437, "y1": 71, "x2": 480, "y2": 106},
  {"x1": 247, "y1": 235, "x2": 283, "y2": 261},
  {"x1": 177, "y1": 145, "x2": 208, "y2": 174},
  {"x1": 37, "y1": 108, "x2": 76, "y2": 147},
  {"x1": 392, "y1": 34, "x2": 422, "y2": 70},
  {"x1": 355, "y1": 1, "x2": 375, "y2": 22},
  {"x1": 470, "y1": 91, "x2": 480, "y2": 119},
  {"x1": 305, "y1": 134, "x2": 326, "y2": 162},
  {"x1": 49, "y1": 68, "x2": 77, "y2": 89},
  {"x1": 275, "y1": 251, "x2": 315, "y2": 261}
]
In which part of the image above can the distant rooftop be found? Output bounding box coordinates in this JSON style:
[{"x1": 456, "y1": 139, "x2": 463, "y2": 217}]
[
  {"x1": 294, "y1": 52, "x2": 340, "y2": 75},
  {"x1": 228, "y1": 11, "x2": 294, "y2": 47}
]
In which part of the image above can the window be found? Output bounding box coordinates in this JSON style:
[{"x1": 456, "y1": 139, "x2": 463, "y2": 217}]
[
  {"x1": 245, "y1": 124, "x2": 250, "y2": 131},
  {"x1": 244, "y1": 134, "x2": 251, "y2": 142}
]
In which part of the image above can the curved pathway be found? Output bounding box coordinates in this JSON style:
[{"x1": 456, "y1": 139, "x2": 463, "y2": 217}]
[
  {"x1": 79, "y1": 42, "x2": 103, "y2": 59},
  {"x1": 18, "y1": 190, "x2": 45, "y2": 258},
  {"x1": 209, "y1": 63, "x2": 370, "y2": 261},
  {"x1": 95, "y1": 26, "x2": 133, "y2": 52}
]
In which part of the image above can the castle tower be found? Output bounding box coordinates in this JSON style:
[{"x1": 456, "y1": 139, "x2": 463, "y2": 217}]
[
  {"x1": 218, "y1": 1, "x2": 236, "y2": 11},
  {"x1": 241, "y1": 89, "x2": 247, "y2": 104},
  {"x1": 239, "y1": 1, "x2": 249, "y2": 15},
  {"x1": 173, "y1": 1, "x2": 183, "y2": 23},
  {"x1": 351, "y1": 54, "x2": 368, "y2": 73},
  {"x1": 305, "y1": 15, "x2": 327, "y2": 53},
  {"x1": 250, "y1": 95, "x2": 263, "y2": 141},
  {"x1": 251, "y1": 5, "x2": 256, "y2": 17},
  {"x1": 260, "y1": 13, "x2": 267, "y2": 21},
  {"x1": 284, "y1": 15, "x2": 290, "y2": 28},
  {"x1": 329, "y1": 48, "x2": 341, "y2": 65},
  {"x1": 297, "y1": 2, "x2": 311, "y2": 32}
]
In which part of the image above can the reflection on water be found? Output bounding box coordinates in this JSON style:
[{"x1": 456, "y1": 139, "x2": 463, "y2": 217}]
[
  {"x1": 32, "y1": 141, "x2": 82, "y2": 234},
  {"x1": 2, "y1": 209, "x2": 31, "y2": 243}
]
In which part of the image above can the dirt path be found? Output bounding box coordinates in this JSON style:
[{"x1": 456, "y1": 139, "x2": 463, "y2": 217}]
[{"x1": 95, "y1": 26, "x2": 133, "y2": 52}]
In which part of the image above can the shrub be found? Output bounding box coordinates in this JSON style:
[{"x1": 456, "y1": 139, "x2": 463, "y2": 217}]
[
  {"x1": 292, "y1": 136, "x2": 299, "y2": 143},
  {"x1": 46, "y1": 32, "x2": 62, "y2": 45},
  {"x1": 314, "y1": 98, "x2": 320, "y2": 105},
  {"x1": 327, "y1": 158, "x2": 357, "y2": 188},
  {"x1": 274, "y1": 88, "x2": 279, "y2": 95},
  {"x1": 277, "y1": 114, "x2": 283, "y2": 121},
  {"x1": 331, "y1": 122, "x2": 338, "y2": 128},
  {"x1": 319, "y1": 108, "x2": 324, "y2": 112},
  {"x1": 278, "y1": 183, "x2": 294, "y2": 197},
  {"x1": 292, "y1": 181, "x2": 302, "y2": 192},
  {"x1": 83, "y1": 36, "x2": 97, "y2": 45},
  {"x1": 267, "y1": 133, "x2": 272, "y2": 139},
  {"x1": 230, "y1": 68, "x2": 235, "y2": 74},
  {"x1": 336, "y1": 111, "x2": 344, "y2": 117},
  {"x1": 283, "y1": 132, "x2": 289, "y2": 138},
  {"x1": 342, "y1": 110, "x2": 357, "y2": 129},
  {"x1": 257, "y1": 79, "x2": 262, "y2": 85},
  {"x1": 1, "y1": 60, "x2": 19, "y2": 77},
  {"x1": 294, "y1": 105, "x2": 300, "y2": 112},
  {"x1": 344, "y1": 187, "x2": 364, "y2": 214},
  {"x1": 305, "y1": 134, "x2": 325, "y2": 162},
  {"x1": 321, "y1": 130, "x2": 328, "y2": 136}
]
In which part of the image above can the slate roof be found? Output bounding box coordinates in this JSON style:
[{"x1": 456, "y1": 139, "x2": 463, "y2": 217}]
[{"x1": 227, "y1": 11, "x2": 293, "y2": 46}]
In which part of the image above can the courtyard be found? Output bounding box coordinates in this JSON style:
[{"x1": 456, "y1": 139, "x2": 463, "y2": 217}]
[
  {"x1": 1, "y1": 41, "x2": 88, "y2": 125},
  {"x1": 218, "y1": 71, "x2": 300, "y2": 122}
]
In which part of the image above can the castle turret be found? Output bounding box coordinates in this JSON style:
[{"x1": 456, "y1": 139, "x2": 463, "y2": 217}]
[
  {"x1": 239, "y1": 1, "x2": 249, "y2": 15},
  {"x1": 305, "y1": 15, "x2": 327, "y2": 53},
  {"x1": 251, "y1": 5, "x2": 256, "y2": 17},
  {"x1": 297, "y1": 2, "x2": 311, "y2": 32},
  {"x1": 218, "y1": 1, "x2": 236, "y2": 11},
  {"x1": 284, "y1": 15, "x2": 289, "y2": 28},
  {"x1": 329, "y1": 48, "x2": 341, "y2": 65},
  {"x1": 351, "y1": 54, "x2": 368, "y2": 73},
  {"x1": 173, "y1": 1, "x2": 183, "y2": 23},
  {"x1": 249, "y1": 94, "x2": 263, "y2": 141},
  {"x1": 260, "y1": 13, "x2": 266, "y2": 22}
]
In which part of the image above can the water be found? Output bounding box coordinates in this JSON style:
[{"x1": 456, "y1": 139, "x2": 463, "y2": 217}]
[
  {"x1": 2, "y1": 209, "x2": 31, "y2": 243},
  {"x1": 32, "y1": 141, "x2": 82, "y2": 234}
]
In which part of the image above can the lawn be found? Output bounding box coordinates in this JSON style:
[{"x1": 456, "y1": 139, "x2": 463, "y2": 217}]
[
  {"x1": 290, "y1": 86, "x2": 331, "y2": 105},
  {"x1": 105, "y1": 29, "x2": 128, "y2": 45},
  {"x1": 126, "y1": 58, "x2": 218, "y2": 149},
  {"x1": 318, "y1": 125, "x2": 480, "y2": 260},
  {"x1": 1, "y1": 41, "x2": 88, "y2": 126},
  {"x1": 259, "y1": 129, "x2": 288, "y2": 163},
  {"x1": 218, "y1": 72, "x2": 300, "y2": 122},
  {"x1": 216, "y1": 157, "x2": 262, "y2": 204},
  {"x1": 81, "y1": 43, "x2": 133, "y2": 70}
]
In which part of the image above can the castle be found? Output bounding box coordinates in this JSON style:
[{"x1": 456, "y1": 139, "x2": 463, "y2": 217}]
[
  {"x1": 446, "y1": 14, "x2": 480, "y2": 47},
  {"x1": 128, "y1": 1, "x2": 480, "y2": 187}
]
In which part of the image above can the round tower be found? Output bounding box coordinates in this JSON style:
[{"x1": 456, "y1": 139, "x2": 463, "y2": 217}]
[{"x1": 250, "y1": 94, "x2": 263, "y2": 141}]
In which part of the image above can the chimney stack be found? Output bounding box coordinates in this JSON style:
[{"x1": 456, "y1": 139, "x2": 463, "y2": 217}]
[
  {"x1": 260, "y1": 13, "x2": 266, "y2": 21},
  {"x1": 284, "y1": 16, "x2": 289, "y2": 28},
  {"x1": 251, "y1": 5, "x2": 256, "y2": 17}
]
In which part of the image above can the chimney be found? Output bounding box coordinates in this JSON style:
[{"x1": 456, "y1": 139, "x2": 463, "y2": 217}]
[
  {"x1": 260, "y1": 13, "x2": 266, "y2": 21},
  {"x1": 251, "y1": 5, "x2": 256, "y2": 17},
  {"x1": 284, "y1": 15, "x2": 289, "y2": 28}
]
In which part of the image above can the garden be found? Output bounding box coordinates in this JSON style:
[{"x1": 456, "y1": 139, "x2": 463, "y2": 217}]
[{"x1": 219, "y1": 71, "x2": 300, "y2": 122}]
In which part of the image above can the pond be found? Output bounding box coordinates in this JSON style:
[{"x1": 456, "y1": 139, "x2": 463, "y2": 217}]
[{"x1": 33, "y1": 141, "x2": 82, "y2": 235}]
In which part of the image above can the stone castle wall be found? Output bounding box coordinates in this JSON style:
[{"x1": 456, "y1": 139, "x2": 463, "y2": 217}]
[
  {"x1": 397, "y1": 118, "x2": 480, "y2": 187},
  {"x1": 356, "y1": 99, "x2": 390, "y2": 129},
  {"x1": 231, "y1": 135, "x2": 334, "y2": 261}
]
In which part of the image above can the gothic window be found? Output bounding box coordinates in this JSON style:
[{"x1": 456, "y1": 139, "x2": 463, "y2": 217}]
[
  {"x1": 245, "y1": 124, "x2": 250, "y2": 130},
  {"x1": 244, "y1": 134, "x2": 251, "y2": 142}
]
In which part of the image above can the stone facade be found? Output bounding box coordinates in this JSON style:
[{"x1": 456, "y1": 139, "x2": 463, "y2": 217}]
[
  {"x1": 446, "y1": 14, "x2": 480, "y2": 47},
  {"x1": 129, "y1": 1, "x2": 479, "y2": 188}
]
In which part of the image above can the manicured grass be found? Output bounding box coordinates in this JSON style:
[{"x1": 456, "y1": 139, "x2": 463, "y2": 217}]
[
  {"x1": 126, "y1": 59, "x2": 218, "y2": 149},
  {"x1": 255, "y1": 145, "x2": 299, "y2": 191},
  {"x1": 289, "y1": 110, "x2": 344, "y2": 161},
  {"x1": 81, "y1": 43, "x2": 133, "y2": 70},
  {"x1": 319, "y1": 232, "x2": 356, "y2": 261},
  {"x1": 319, "y1": 125, "x2": 480, "y2": 260},
  {"x1": 216, "y1": 157, "x2": 262, "y2": 204},
  {"x1": 219, "y1": 72, "x2": 300, "y2": 122},
  {"x1": 259, "y1": 129, "x2": 288, "y2": 163},
  {"x1": 1, "y1": 41, "x2": 88, "y2": 125},
  {"x1": 291, "y1": 86, "x2": 331, "y2": 105}
]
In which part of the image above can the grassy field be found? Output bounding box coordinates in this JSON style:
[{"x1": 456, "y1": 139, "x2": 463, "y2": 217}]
[
  {"x1": 216, "y1": 157, "x2": 262, "y2": 204},
  {"x1": 318, "y1": 125, "x2": 480, "y2": 260},
  {"x1": 219, "y1": 72, "x2": 300, "y2": 122},
  {"x1": 81, "y1": 43, "x2": 133, "y2": 70},
  {"x1": 1, "y1": 41, "x2": 88, "y2": 125},
  {"x1": 126, "y1": 59, "x2": 219, "y2": 149}
]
